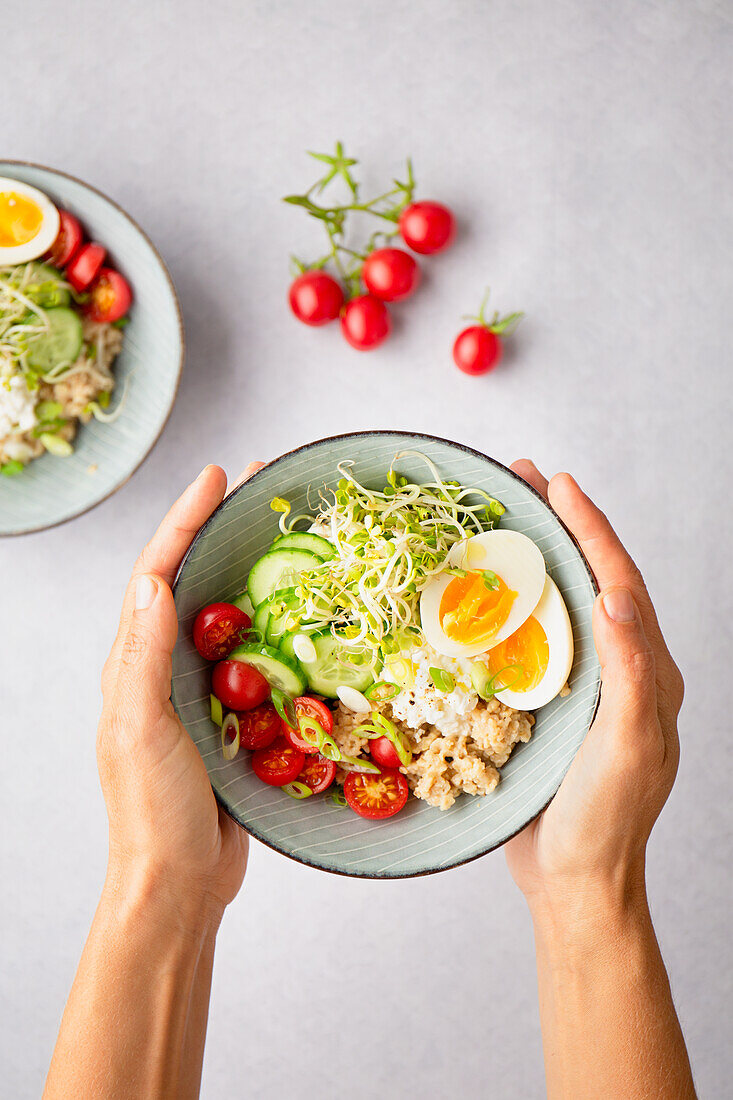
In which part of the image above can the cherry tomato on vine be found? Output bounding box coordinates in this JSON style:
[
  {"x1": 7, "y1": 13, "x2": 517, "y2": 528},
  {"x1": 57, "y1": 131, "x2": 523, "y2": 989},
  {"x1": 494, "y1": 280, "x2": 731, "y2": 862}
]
[
  {"x1": 211, "y1": 660, "x2": 269, "y2": 712},
  {"x1": 282, "y1": 696, "x2": 333, "y2": 754},
  {"x1": 340, "y1": 295, "x2": 391, "y2": 350},
  {"x1": 85, "y1": 268, "x2": 132, "y2": 323},
  {"x1": 344, "y1": 767, "x2": 409, "y2": 820},
  {"x1": 237, "y1": 703, "x2": 281, "y2": 750},
  {"x1": 398, "y1": 201, "x2": 455, "y2": 255},
  {"x1": 362, "y1": 248, "x2": 420, "y2": 302},
  {"x1": 297, "y1": 754, "x2": 337, "y2": 794},
  {"x1": 47, "y1": 210, "x2": 83, "y2": 268},
  {"x1": 193, "y1": 602, "x2": 251, "y2": 661},
  {"x1": 369, "y1": 736, "x2": 402, "y2": 770},
  {"x1": 453, "y1": 326, "x2": 504, "y2": 375},
  {"x1": 289, "y1": 271, "x2": 344, "y2": 326},
  {"x1": 252, "y1": 737, "x2": 305, "y2": 786}
]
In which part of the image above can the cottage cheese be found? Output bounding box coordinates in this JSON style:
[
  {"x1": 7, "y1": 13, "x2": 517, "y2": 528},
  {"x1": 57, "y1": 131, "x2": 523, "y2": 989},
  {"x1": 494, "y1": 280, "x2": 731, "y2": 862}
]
[
  {"x1": 0, "y1": 371, "x2": 37, "y2": 440},
  {"x1": 388, "y1": 643, "x2": 479, "y2": 737}
]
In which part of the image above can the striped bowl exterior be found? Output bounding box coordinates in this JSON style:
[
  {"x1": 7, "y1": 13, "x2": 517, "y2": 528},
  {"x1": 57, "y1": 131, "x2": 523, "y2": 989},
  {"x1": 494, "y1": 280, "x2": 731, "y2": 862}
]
[
  {"x1": 0, "y1": 162, "x2": 183, "y2": 536},
  {"x1": 171, "y1": 432, "x2": 601, "y2": 878}
]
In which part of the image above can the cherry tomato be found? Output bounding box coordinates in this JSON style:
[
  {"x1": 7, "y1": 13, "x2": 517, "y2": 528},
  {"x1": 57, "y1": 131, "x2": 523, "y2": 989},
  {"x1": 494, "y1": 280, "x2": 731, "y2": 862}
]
[
  {"x1": 252, "y1": 736, "x2": 305, "y2": 786},
  {"x1": 85, "y1": 267, "x2": 132, "y2": 323},
  {"x1": 398, "y1": 201, "x2": 456, "y2": 255},
  {"x1": 238, "y1": 703, "x2": 280, "y2": 750},
  {"x1": 343, "y1": 767, "x2": 409, "y2": 820},
  {"x1": 211, "y1": 660, "x2": 269, "y2": 711},
  {"x1": 453, "y1": 325, "x2": 502, "y2": 375},
  {"x1": 340, "y1": 295, "x2": 391, "y2": 350},
  {"x1": 66, "y1": 242, "x2": 106, "y2": 292},
  {"x1": 369, "y1": 736, "x2": 402, "y2": 769},
  {"x1": 47, "y1": 210, "x2": 83, "y2": 268},
  {"x1": 362, "y1": 248, "x2": 420, "y2": 303},
  {"x1": 282, "y1": 695, "x2": 334, "y2": 754},
  {"x1": 193, "y1": 602, "x2": 251, "y2": 661},
  {"x1": 297, "y1": 753, "x2": 337, "y2": 794},
  {"x1": 289, "y1": 271, "x2": 344, "y2": 326}
]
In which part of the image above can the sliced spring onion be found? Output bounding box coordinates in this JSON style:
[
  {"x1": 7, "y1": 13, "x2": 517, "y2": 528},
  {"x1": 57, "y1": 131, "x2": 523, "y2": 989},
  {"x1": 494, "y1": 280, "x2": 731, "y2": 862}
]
[
  {"x1": 364, "y1": 680, "x2": 400, "y2": 705},
  {"x1": 429, "y1": 667, "x2": 456, "y2": 693},
  {"x1": 328, "y1": 789, "x2": 348, "y2": 807},
  {"x1": 0, "y1": 460, "x2": 24, "y2": 476},
  {"x1": 36, "y1": 400, "x2": 63, "y2": 422},
  {"x1": 336, "y1": 685, "x2": 371, "y2": 713},
  {"x1": 221, "y1": 713, "x2": 240, "y2": 760},
  {"x1": 293, "y1": 633, "x2": 317, "y2": 664},
  {"x1": 338, "y1": 754, "x2": 381, "y2": 773},
  {"x1": 39, "y1": 432, "x2": 73, "y2": 457},
  {"x1": 298, "y1": 713, "x2": 325, "y2": 748},
  {"x1": 371, "y1": 712, "x2": 412, "y2": 766},
  {"x1": 271, "y1": 686, "x2": 297, "y2": 730},
  {"x1": 470, "y1": 661, "x2": 524, "y2": 700},
  {"x1": 210, "y1": 693, "x2": 223, "y2": 727},
  {"x1": 282, "y1": 781, "x2": 313, "y2": 799}
]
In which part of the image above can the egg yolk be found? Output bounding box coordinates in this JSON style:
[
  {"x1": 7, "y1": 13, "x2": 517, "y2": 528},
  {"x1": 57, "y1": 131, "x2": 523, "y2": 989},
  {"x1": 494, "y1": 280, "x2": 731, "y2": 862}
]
[
  {"x1": 0, "y1": 192, "x2": 43, "y2": 248},
  {"x1": 488, "y1": 615, "x2": 549, "y2": 692},
  {"x1": 439, "y1": 570, "x2": 517, "y2": 646}
]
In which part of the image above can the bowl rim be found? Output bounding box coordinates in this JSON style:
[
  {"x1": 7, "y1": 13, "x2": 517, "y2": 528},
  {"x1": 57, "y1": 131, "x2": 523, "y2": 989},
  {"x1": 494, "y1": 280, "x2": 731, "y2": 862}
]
[
  {"x1": 0, "y1": 158, "x2": 185, "y2": 537},
  {"x1": 172, "y1": 429, "x2": 601, "y2": 879}
]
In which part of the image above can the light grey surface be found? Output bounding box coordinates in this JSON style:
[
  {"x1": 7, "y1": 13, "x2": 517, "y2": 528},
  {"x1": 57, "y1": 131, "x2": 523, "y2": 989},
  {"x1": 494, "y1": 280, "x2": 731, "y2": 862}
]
[{"x1": 2, "y1": 1, "x2": 731, "y2": 1096}]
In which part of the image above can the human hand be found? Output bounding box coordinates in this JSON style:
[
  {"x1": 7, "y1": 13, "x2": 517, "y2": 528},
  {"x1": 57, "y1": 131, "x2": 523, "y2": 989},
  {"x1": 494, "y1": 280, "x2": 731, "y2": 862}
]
[
  {"x1": 504, "y1": 461, "x2": 684, "y2": 921},
  {"x1": 97, "y1": 463, "x2": 264, "y2": 923}
]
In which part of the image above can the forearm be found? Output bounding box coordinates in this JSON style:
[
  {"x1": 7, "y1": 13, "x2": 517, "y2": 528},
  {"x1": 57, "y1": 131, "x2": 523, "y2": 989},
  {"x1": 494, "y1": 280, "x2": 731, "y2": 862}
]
[
  {"x1": 43, "y1": 862, "x2": 223, "y2": 1100},
  {"x1": 530, "y1": 878, "x2": 696, "y2": 1100}
]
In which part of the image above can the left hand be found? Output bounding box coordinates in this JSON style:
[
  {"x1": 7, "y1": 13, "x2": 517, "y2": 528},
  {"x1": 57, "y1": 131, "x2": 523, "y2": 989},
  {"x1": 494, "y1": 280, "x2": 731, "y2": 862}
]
[{"x1": 97, "y1": 463, "x2": 263, "y2": 920}]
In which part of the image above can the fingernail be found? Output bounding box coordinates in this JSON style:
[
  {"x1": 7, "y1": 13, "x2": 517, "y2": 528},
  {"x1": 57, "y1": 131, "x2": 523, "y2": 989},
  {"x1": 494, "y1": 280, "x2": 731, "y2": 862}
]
[
  {"x1": 603, "y1": 588, "x2": 635, "y2": 623},
  {"x1": 195, "y1": 464, "x2": 213, "y2": 482},
  {"x1": 135, "y1": 574, "x2": 158, "y2": 610}
]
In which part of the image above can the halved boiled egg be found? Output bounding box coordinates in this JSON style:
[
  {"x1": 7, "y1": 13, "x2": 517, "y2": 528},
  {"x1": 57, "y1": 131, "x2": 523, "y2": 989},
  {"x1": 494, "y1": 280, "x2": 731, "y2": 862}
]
[
  {"x1": 420, "y1": 530, "x2": 547, "y2": 658},
  {"x1": 486, "y1": 575, "x2": 574, "y2": 709},
  {"x1": 0, "y1": 178, "x2": 60, "y2": 265}
]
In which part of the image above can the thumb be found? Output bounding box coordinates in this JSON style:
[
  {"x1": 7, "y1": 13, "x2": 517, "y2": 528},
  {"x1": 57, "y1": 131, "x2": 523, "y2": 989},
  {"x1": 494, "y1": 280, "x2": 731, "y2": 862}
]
[
  {"x1": 592, "y1": 586, "x2": 659, "y2": 740},
  {"x1": 117, "y1": 573, "x2": 179, "y2": 721}
]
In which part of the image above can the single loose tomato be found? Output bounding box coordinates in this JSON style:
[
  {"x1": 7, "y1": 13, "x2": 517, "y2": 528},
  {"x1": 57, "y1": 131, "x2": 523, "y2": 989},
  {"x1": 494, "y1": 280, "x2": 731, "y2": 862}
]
[
  {"x1": 453, "y1": 325, "x2": 502, "y2": 375},
  {"x1": 211, "y1": 660, "x2": 269, "y2": 711},
  {"x1": 252, "y1": 736, "x2": 305, "y2": 786},
  {"x1": 369, "y1": 736, "x2": 402, "y2": 770},
  {"x1": 289, "y1": 271, "x2": 344, "y2": 326},
  {"x1": 66, "y1": 242, "x2": 106, "y2": 292},
  {"x1": 193, "y1": 602, "x2": 251, "y2": 661},
  {"x1": 297, "y1": 753, "x2": 337, "y2": 794},
  {"x1": 344, "y1": 767, "x2": 409, "y2": 820},
  {"x1": 340, "y1": 295, "x2": 391, "y2": 350},
  {"x1": 85, "y1": 267, "x2": 132, "y2": 323},
  {"x1": 398, "y1": 201, "x2": 455, "y2": 255},
  {"x1": 47, "y1": 210, "x2": 83, "y2": 268},
  {"x1": 362, "y1": 248, "x2": 420, "y2": 302},
  {"x1": 238, "y1": 703, "x2": 280, "y2": 750},
  {"x1": 282, "y1": 695, "x2": 334, "y2": 754}
]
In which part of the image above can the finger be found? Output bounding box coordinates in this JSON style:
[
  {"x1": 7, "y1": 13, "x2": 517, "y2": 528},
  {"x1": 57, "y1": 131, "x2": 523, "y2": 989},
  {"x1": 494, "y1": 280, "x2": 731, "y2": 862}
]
[
  {"x1": 226, "y1": 460, "x2": 266, "y2": 497},
  {"x1": 113, "y1": 574, "x2": 179, "y2": 728},
  {"x1": 510, "y1": 459, "x2": 549, "y2": 499}
]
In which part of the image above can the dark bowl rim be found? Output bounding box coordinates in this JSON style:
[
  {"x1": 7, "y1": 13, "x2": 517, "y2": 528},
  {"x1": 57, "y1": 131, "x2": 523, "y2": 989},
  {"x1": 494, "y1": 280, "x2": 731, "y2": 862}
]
[
  {"x1": 0, "y1": 158, "x2": 185, "y2": 538},
  {"x1": 172, "y1": 429, "x2": 601, "y2": 880}
]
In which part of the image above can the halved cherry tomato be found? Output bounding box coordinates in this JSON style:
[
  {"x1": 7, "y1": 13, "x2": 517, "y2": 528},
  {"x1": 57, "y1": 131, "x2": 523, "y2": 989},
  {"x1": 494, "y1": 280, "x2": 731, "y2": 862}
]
[
  {"x1": 362, "y1": 248, "x2": 420, "y2": 302},
  {"x1": 85, "y1": 267, "x2": 132, "y2": 323},
  {"x1": 238, "y1": 703, "x2": 280, "y2": 750},
  {"x1": 343, "y1": 767, "x2": 409, "y2": 820},
  {"x1": 252, "y1": 736, "x2": 305, "y2": 786},
  {"x1": 369, "y1": 735, "x2": 402, "y2": 770},
  {"x1": 193, "y1": 602, "x2": 251, "y2": 661},
  {"x1": 47, "y1": 210, "x2": 83, "y2": 268},
  {"x1": 289, "y1": 271, "x2": 344, "y2": 326},
  {"x1": 211, "y1": 660, "x2": 269, "y2": 711},
  {"x1": 297, "y1": 753, "x2": 336, "y2": 794},
  {"x1": 282, "y1": 695, "x2": 334, "y2": 753},
  {"x1": 66, "y1": 242, "x2": 106, "y2": 292},
  {"x1": 398, "y1": 201, "x2": 455, "y2": 255}
]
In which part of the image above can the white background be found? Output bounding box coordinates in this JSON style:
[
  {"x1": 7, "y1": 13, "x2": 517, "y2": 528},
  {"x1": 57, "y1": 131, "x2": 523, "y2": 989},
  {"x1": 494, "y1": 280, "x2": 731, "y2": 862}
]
[{"x1": 3, "y1": 2, "x2": 731, "y2": 1096}]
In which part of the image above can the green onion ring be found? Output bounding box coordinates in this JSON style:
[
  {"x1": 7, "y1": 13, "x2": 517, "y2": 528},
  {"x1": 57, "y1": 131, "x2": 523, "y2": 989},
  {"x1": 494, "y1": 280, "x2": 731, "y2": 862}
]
[
  {"x1": 210, "y1": 693, "x2": 223, "y2": 727},
  {"x1": 221, "y1": 713, "x2": 240, "y2": 760},
  {"x1": 271, "y1": 687, "x2": 297, "y2": 730},
  {"x1": 429, "y1": 667, "x2": 456, "y2": 693},
  {"x1": 365, "y1": 680, "x2": 400, "y2": 704},
  {"x1": 282, "y1": 781, "x2": 313, "y2": 799}
]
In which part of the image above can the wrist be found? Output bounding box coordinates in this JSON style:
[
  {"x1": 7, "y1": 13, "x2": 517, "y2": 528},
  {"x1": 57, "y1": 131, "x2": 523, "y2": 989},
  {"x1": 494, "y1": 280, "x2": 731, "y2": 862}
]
[{"x1": 102, "y1": 855, "x2": 226, "y2": 943}]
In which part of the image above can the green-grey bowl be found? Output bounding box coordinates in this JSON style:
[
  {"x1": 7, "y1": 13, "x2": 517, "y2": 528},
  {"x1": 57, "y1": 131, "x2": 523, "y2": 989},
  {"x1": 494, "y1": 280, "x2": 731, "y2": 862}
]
[
  {"x1": 0, "y1": 161, "x2": 183, "y2": 536},
  {"x1": 171, "y1": 432, "x2": 600, "y2": 878}
]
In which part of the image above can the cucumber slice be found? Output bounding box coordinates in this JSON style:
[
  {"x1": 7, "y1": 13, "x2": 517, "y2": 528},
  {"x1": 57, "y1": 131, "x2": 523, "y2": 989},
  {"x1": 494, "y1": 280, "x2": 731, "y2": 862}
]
[
  {"x1": 247, "y1": 547, "x2": 323, "y2": 609},
  {"x1": 228, "y1": 642, "x2": 307, "y2": 695},
  {"x1": 299, "y1": 633, "x2": 374, "y2": 698},
  {"x1": 279, "y1": 632, "x2": 298, "y2": 663},
  {"x1": 252, "y1": 602, "x2": 271, "y2": 638},
  {"x1": 271, "y1": 532, "x2": 336, "y2": 560},
  {"x1": 231, "y1": 591, "x2": 254, "y2": 617},
  {"x1": 26, "y1": 307, "x2": 83, "y2": 372},
  {"x1": 26, "y1": 263, "x2": 71, "y2": 308},
  {"x1": 266, "y1": 601, "x2": 300, "y2": 647}
]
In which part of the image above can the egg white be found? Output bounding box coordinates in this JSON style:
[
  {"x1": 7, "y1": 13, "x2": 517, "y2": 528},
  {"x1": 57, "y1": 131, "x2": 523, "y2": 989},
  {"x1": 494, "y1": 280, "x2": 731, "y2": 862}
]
[
  {"x1": 491, "y1": 574, "x2": 574, "y2": 710},
  {"x1": 420, "y1": 530, "x2": 547, "y2": 658},
  {"x1": 0, "y1": 178, "x2": 60, "y2": 264}
]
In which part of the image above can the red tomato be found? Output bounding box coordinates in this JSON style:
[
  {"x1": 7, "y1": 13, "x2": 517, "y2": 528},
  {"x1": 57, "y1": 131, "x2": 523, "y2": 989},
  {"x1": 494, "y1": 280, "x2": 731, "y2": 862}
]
[
  {"x1": 340, "y1": 295, "x2": 391, "y2": 350},
  {"x1": 238, "y1": 703, "x2": 280, "y2": 750},
  {"x1": 369, "y1": 736, "x2": 402, "y2": 769},
  {"x1": 252, "y1": 736, "x2": 305, "y2": 786},
  {"x1": 297, "y1": 754, "x2": 337, "y2": 794},
  {"x1": 85, "y1": 268, "x2": 132, "y2": 323},
  {"x1": 47, "y1": 210, "x2": 83, "y2": 268},
  {"x1": 362, "y1": 248, "x2": 420, "y2": 303},
  {"x1": 66, "y1": 242, "x2": 106, "y2": 292},
  {"x1": 211, "y1": 660, "x2": 269, "y2": 711},
  {"x1": 282, "y1": 695, "x2": 334, "y2": 754},
  {"x1": 398, "y1": 201, "x2": 456, "y2": 255},
  {"x1": 193, "y1": 602, "x2": 251, "y2": 661},
  {"x1": 289, "y1": 271, "x2": 344, "y2": 326},
  {"x1": 344, "y1": 768, "x2": 409, "y2": 820},
  {"x1": 453, "y1": 326, "x2": 502, "y2": 375}
]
